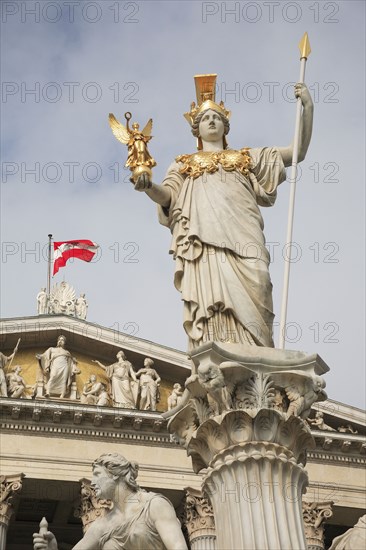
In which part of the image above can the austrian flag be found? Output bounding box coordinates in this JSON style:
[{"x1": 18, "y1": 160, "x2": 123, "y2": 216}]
[{"x1": 53, "y1": 240, "x2": 99, "y2": 275}]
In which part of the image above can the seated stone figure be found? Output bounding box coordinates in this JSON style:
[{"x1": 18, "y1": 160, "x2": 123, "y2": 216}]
[{"x1": 33, "y1": 452, "x2": 188, "y2": 550}]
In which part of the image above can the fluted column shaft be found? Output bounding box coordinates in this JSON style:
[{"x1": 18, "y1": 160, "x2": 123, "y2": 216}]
[
  {"x1": 190, "y1": 535, "x2": 216, "y2": 550},
  {"x1": 202, "y1": 442, "x2": 308, "y2": 550},
  {"x1": 0, "y1": 524, "x2": 7, "y2": 550}
]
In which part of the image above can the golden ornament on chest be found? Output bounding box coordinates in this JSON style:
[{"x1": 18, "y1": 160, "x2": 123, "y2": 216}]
[{"x1": 176, "y1": 148, "x2": 252, "y2": 179}]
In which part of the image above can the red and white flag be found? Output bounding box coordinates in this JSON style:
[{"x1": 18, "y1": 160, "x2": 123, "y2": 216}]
[{"x1": 53, "y1": 240, "x2": 99, "y2": 275}]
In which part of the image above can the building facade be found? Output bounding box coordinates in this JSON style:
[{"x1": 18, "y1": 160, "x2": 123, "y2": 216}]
[{"x1": 0, "y1": 314, "x2": 365, "y2": 549}]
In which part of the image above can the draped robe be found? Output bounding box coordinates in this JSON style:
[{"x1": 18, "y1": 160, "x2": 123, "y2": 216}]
[
  {"x1": 158, "y1": 147, "x2": 286, "y2": 349},
  {"x1": 38, "y1": 346, "x2": 73, "y2": 397}
]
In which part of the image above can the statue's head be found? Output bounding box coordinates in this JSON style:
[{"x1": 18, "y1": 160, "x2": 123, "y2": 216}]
[
  {"x1": 90, "y1": 374, "x2": 97, "y2": 383},
  {"x1": 92, "y1": 453, "x2": 140, "y2": 498},
  {"x1": 116, "y1": 350, "x2": 126, "y2": 360},
  {"x1": 144, "y1": 357, "x2": 154, "y2": 368},
  {"x1": 192, "y1": 108, "x2": 230, "y2": 150},
  {"x1": 184, "y1": 75, "x2": 231, "y2": 150},
  {"x1": 57, "y1": 335, "x2": 66, "y2": 347}
]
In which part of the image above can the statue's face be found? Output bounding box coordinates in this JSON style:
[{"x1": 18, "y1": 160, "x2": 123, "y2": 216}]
[
  {"x1": 91, "y1": 465, "x2": 116, "y2": 499},
  {"x1": 198, "y1": 109, "x2": 225, "y2": 143},
  {"x1": 57, "y1": 337, "x2": 66, "y2": 347}
]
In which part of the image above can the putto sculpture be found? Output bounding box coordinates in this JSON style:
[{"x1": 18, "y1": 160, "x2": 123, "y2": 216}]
[
  {"x1": 33, "y1": 453, "x2": 188, "y2": 550},
  {"x1": 115, "y1": 73, "x2": 313, "y2": 350},
  {"x1": 167, "y1": 383, "x2": 183, "y2": 411}
]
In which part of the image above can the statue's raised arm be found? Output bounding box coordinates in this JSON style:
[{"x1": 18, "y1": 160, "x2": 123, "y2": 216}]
[{"x1": 277, "y1": 82, "x2": 314, "y2": 166}]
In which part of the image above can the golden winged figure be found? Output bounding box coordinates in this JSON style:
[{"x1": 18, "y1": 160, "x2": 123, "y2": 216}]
[{"x1": 109, "y1": 112, "x2": 157, "y2": 183}]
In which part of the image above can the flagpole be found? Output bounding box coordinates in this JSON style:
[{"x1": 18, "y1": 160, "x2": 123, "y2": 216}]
[
  {"x1": 279, "y1": 33, "x2": 311, "y2": 349},
  {"x1": 47, "y1": 234, "x2": 52, "y2": 300}
]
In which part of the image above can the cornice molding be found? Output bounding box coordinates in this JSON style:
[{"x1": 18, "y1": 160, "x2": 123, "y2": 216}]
[
  {"x1": 0, "y1": 315, "x2": 191, "y2": 369},
  {"x1": 0, "y1": 397, "x2": 173, "y2": 446}
]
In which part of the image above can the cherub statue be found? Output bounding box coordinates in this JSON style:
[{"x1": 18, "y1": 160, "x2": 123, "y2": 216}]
[
  {"x1": 196, "y1": 363, "x2": 233, "y2": 415},
  {"x1": 307, "y1": 411, "x2": 336, "y2": 432},
  {"x1": 167, "y1": 383, "x2": 183, "y2": 411},
  {"x1": 338, "y1": 424, "x2": 358, "y2": 434},
  {"x1": 109, "y1": 112, "x2": 156, "y2": 185}
]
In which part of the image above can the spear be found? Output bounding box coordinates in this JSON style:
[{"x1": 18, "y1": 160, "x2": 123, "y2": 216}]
[
  {"x1": 7, "y1": 338, "x2": 21, "y2": 370},
  {"x1": 279, "y1": 33, "x2": 311, "y2": 349}
]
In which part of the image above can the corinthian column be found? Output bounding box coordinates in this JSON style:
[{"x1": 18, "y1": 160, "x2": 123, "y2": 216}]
[
  {"x1": 167, "y1": 342, "x2": 329, "y2": 550},
  {"x1": 302, "y1": 500, "x2": 333, "y2": 550},
  {"x1": 0, "y1": 473, "x2": 24, "y2": 550},
  {"x1": 183, "y1": 488, "x2": 216, "y2": 550}
]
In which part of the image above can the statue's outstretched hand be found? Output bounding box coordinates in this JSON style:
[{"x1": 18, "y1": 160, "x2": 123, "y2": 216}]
[
  {"x1": 33, "y1": 531, "x2": 58, "y2": 550},
  {"x1": 295, "y1": 83, "x2": 313, "y2": 109},
  {"x1": 134, "y1": 172, "x2": 152, "y2": 192}
]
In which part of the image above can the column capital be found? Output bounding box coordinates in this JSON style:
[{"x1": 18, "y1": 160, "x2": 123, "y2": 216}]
[
  {"x1": 184, "y1": 487, "x2": 215, "y2": 540},
  {"x1": 74, "y1": 478, "x2": 110, "y2": 533},
  {"x1": 0, "y1": 473, "x2": 25, "y2": 527},
  {"x1": 302, "y1": 500, "x2": 333, "y2": 550},
  {"x1": 168, "y1": 342, "x2": 328, "y2": 473},
  {"x1": 166, "y1": 343, "x2": 330, "y2": 550}
]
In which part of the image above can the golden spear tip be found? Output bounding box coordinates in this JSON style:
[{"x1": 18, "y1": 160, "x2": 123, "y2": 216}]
[{"x1": 299, "y1": 32, "x2": 311, "y2": 59}]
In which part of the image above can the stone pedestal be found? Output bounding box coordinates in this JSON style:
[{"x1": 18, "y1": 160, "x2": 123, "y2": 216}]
[
  {"x1": 183, "y1": 488, "x2": 216, "y2": 550},
  {"x1": 0, "y1": 473, "x2": 24, "y2": 550},
  {"x1": 168, "y1": 343, "x2": 329, "y2": 550},
  {"x1": 302, "y1": 500, "x2": 333, "y2": 550}
]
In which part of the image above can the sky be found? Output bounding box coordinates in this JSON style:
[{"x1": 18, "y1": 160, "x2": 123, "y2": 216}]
[{"x1": 1, "y1": 0, "x2": 365, "y2": 409}]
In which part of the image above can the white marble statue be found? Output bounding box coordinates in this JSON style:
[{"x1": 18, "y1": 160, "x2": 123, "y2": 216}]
[
  {"x1": 36, "y1": 335, "x2": 77, "y2": 398},
  {"x1": 0, "y1": 349, "x2": 18, "y2": 397},
  {"x1": 75, "y1": 293, "x2": 88, "y2": 319},
  {"x1": 95, "y1": 384, "x2": 110, "y2": 407},
  {"x1": 93, "y1": 351, "x2": 137, "y2": 409},
  {"x1": 329, "y1": 514, "x2": 366, "y2": 550},
  {"x1": 33, "y1": 453, "x2": 188, "y2": 550},
  {"x1": 167, "y1": 383, "x2": 183, "y2": 411},
  {"x1": 133, "y1": 75, "x2": 313, "y2": 349},
  {"x1": 6, "y1": 366, "x2": 29, "y2": 398},
  {"x1": 36, "y1": 288, "x2": 48, "y2": 315},
  {"x1": 136, "y1": 358, "x2": 161, "y2": 411},
  {"x1": 307, "y1": 411, "x2": 336, "y2": 431},
  {"x1": 80, "y1": 375, "x2": 109, "y2": 406}
]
